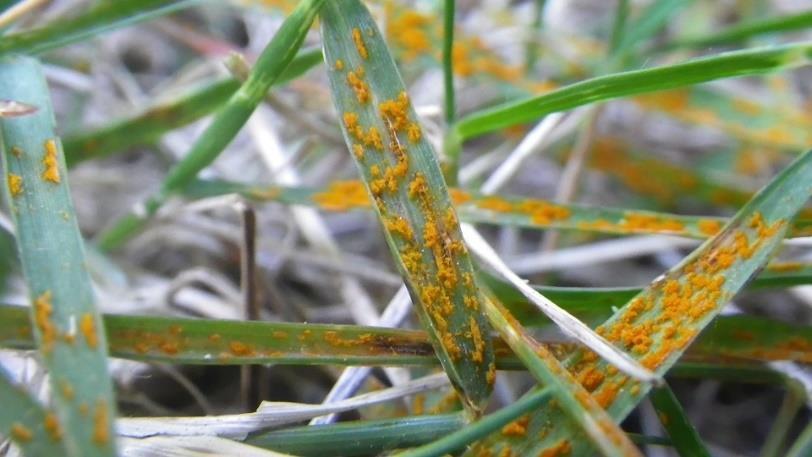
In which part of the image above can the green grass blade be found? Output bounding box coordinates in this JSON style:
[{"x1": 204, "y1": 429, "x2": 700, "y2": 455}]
[
  {"x1": 320, "y1": 0, "x2": 494, "y2": 413},
  {"x1": 614, "y1": 0, "x2": 689, "y2": 58},
  {"x1": 395, "y1": 386, "x2": 554, "y2": 457},
  {"x1": 787, "y1": 422, "x2": 812, "y2": 457},
  {"x1": 63, "y1": 47, "x2": 323, "y2": 167},
  {"x1": 481, "y1": 294, "x2": 642, "y2": 457},
  {"x1": 0, "y1": 56, "x2": 117, "y2": 457},
  {"x1": 649, "y1": 383, "x2": 711, "y2": 457},
  {"x1": 442, "y1": 0, "x2": 455, "y2": 124},
  {"x1": 465, "y1": 148, "x2": 812, "y2": 456},
  {"x1": 185, "y1": 178, "x2": 812, "y2": 240},
  {"x1": 96, "y1": 0, "x2": 326, "y2": 251},
  {"x1": 608, "y1": 0, "x2": 629, "y2": 55},
  {"x1": 0, "y1": 304, "x2": 809, "y2": 367},
  {"x1": 0, "y1": 0, "x2": 198, "y2": 56},
  {"x1": 0, "y1": 367, "x2": 67, "y2": 456},
  {"x1": 674, "y1": 10, "x2": 812, "y2": 48},
  {"x1": 453, "y1": 42, "x2": 812, "y2": 141},
  {"x1": 246, "y1": 414, "x2": 465, "y2": 456},
  {"x1": 760, "y1": 388, "x2": 803, "y2": 457}
]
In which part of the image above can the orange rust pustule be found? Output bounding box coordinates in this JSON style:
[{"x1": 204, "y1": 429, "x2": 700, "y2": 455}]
[
  {"x1": 42, "y1": 139, "x2": 61, "y2": 184},
  {"x1": 501, "y1": 414, "x2": 531, "y2": 437},
  {"x1": 80, "y1": 313, "x2": 98, "y2": 348},
  {"x1": 620, "y1": 213, "x2": 685, "y2": 234},
  {"x1": 10, "y1": 423, "x2": 33, "y2": 442},
  {"x1": 538, "y1": 439, "x2": 572, "y2": 457},
  {"x1": 698, "y1": 219, "x2": 723, "y2": 236},
  {"x1": 352, "y1": 27, "x2": 368, "y2": 59},
  {"x1": 34, "y1": 291, "x2": 57, "y2": 353},
  {"x1": 346, "y1": 68, "x2": 370, "y2": 104},
  {"x1": 7, "y1": 173, "x2": 22, "y2": 197},
  {"x1": 229, "y1": 340, "x2": 255, "y2": 356},
  {"x1": 313, "y1": 180, "x2": 371, "y2": 211},
  {"x1": 93, "y1": 400, "x2": 109, "y2": 445},
  {"x1": 44, "y1": 412, "x2": 62, "y2": 441},
  {"x1": 515, "y1": 199, "x2": 571, "y2": 225}
]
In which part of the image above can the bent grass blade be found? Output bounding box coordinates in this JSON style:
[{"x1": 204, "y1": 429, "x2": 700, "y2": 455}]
[{"x1": 464, "y1": 148, "x2": 812, "y2": 456}]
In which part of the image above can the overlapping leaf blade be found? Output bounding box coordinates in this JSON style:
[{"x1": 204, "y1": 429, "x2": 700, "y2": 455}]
[{"x1": 465, "y1": 149, "x2": 812, "y2": 455}]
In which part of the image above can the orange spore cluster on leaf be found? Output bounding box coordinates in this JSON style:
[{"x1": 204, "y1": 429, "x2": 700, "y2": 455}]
[
  {"x1": 7, "y1": 173, "x2": 22, "y2": 197},
  {"x1": 93, "y1": 400, "x2": 109, "y2": 445},
  {"x1": 44, "y1": 412, "x2": 62, "y2": 441},
  {"x1": 621, "y1": 214, "x2": 685, "y2": 234},
  {"x1": 42, "y1": 139, "x2": 61, "y2": 184},
  {"x1": 346, "y1": 68, "x2": 370, "y2": 104},
  {"x1": 698, "y1": 219, "x2": 723, "y2": 236},
  {"x1": 10, "y1": 423, "x2": 33, "y2": 442},
  {"x1": 386, "y1": 10, "x2": 434, "y2": 60},
  {"x1": 538, "y1": 439, "x2": 572, "y2": 457},
  {"x1": 313, "y1": 180, "x2": 371, "y2": 211},
  {"x1": 352, "y1": 27, "x2": 368, "y2": 59},
  {"x1": 34, "y1": 291, "x2": 57, "y2": 353},
  {"x1": 501, "y1": 414, "x2": 531, "y2": 437},
  {"x1": 516, "y1": 199, "x2": 571, "y2": 225},
  {"x1": 80, "y1": 313, "x2": 98, "y2": 348}
]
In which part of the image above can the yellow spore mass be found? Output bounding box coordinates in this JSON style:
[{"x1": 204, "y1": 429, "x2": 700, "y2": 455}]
[
  {"x1": 313, "y1": 180, "x2": 371, "y2": 211},
  {"x1": 7, "y1": 173, "x2": 22, "y2": 197},
  {"x1": 80, "y1": 313, "x2": 98, "y2": 348},
  {"x1": 42, "y1": 139, "x2": 61, "y2": 184},
  {"x1": 93, "y1": 400, "x2": 109, "y2": 445},
  {"x1": 352, "y1": 27, "x2": 368, "y2": 59},
  {"x1": 34, "y1": 291, "x2": 57, "y2": 353},
  {"x1": 10, "y1": 423, "x2": 33, "y2": 442}
]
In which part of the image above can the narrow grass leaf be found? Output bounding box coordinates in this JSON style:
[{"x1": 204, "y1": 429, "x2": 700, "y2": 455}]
[
  {"x1": 63, "y1": 47, "x2": 323, "y2": 167},
  {"x1": 462, "y1": 224, "x2": 659, "y2": 383},
  {"x1": 0, "y1": 56, "x2": 117, "y2": 457},
  {"x1": 247, "y1": 414, "x2": 465, "y2": 457},
  {"x1": 320, "y1": 0, "x2": 494, "y2": 413},
  {"x1": 481, "y1": 293, "x2": 642, "y2": 457},
  {"x1": 97, "y1": 0, "x2": 326, "y2": 250},
  {"x1": 467, "y1": 148, "x2": 812, "y2": 455},
  {"x1": 185, "y1": 178, "x2": 812, "y2": 240},
  {"x1": 0, "y1": 304, "x2": 809, "y2": 366},
  {"x1": 613, "y1": 0, "x2": 689, "y2": 58},
  {"x1": 673, "y1": 10, "x2": 812, "y2": 48},
  {"x1": 787, "y1": 422, "x2": 812, "y2": 457},
  {"x1": 0, "y1": 0, "x2": 198, "y2": 56},
  {"x1": 0, "y1": 367, "x2": 66, "y2": 456},
  {"x1": 453, "y1": 42, "x2": 812, "y2": 141},
  {"x1": 649, "y1": 384, "x2": 711, "y2": 457}
]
